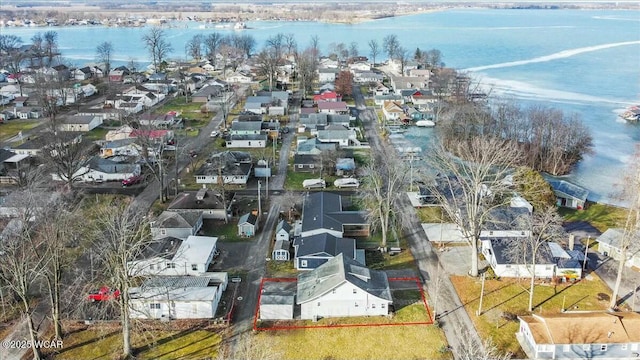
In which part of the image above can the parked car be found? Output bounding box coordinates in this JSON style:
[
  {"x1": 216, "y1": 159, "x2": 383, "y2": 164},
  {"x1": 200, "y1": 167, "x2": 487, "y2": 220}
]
[
  {"x1": 302, "y1": 179, "x2": 326, "y2": 189},
  {"x1": 334, "y1": 178, "x2": 360, "y2": 188},
  {"x1": 122, "y1": 174, "x2": 143, "y2": 187},
  {"x1": 88, "y1": 287, "x2": 120, "y2": 302},
  {"x1": 210, "y1": 130, "x2": 220, "y2": 138}
]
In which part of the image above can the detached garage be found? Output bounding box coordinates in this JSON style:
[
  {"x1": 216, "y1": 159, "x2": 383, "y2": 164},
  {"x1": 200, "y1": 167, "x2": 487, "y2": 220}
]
[{"x1": 259, "y1": 294, "x2": 295, "y2": 320}]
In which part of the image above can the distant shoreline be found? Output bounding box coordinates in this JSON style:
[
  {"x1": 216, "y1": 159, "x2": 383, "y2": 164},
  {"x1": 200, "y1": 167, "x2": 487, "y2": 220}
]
[{"x1": 1, "y1": 2, "x2": 638, "y2": 27}]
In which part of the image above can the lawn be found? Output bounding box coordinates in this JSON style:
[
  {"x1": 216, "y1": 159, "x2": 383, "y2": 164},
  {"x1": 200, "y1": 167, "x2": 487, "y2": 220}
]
[
  {"x1": 0, "y1": 120, "x2": 41, "y2": 141},
  {"x1": 201, "y1": 219, "x2": 246, "y2": 242},
  {"x1": 416, "y1": 207, "x2": 450, "y2": 223},
  {"x1": 83, "y1": 126, "x2": 110, "y2": 141},
  {"x1": 255, "y1": 303, "x2": 449, "y2": 360},
  {"x1": 284, "y1": 166, "x2": 338, "y2": 190},
  {"x1": 266, "y1": 259, "x2": 297, "y2": 277},
  {"x1": 559, "y1": 202, "x2": 628, "y2": 233},
  {"x1": 47, "y1": 327, "x2": 223, "y2": 360},
  {"x1": 450, "y1": 274, "x2": 613, "y2": 357}
]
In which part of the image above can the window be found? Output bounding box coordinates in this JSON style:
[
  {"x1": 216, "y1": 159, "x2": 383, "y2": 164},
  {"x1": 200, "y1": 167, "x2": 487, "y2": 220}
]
[
  {"x1": 600, "y1": 344, "x2": 607, "y2": 351},
  {"x1": 160, "y1": 229, "x2": 166, "y2": 235},
  {"x1": 300, "y1": 260, "x2": 307, "y2": 268},
  {"x1": 191, "y1": 264, "x2": 198, "y2": 271},
  {"x1": 489, "y1": 231, "x2": 494, "y2": 235},
  {"x1": 332, "y1": 289, "x2": 336, "y2": 294},
  {"x1": 150, "y1": 303, "x2": 161, "y2": 309},
  {"x1": 621, "y1": 344, "x2": 628, "y2": 350},
  {"x1": 298, "y1": 165, "x2": 303, "y2": 168},
  {"x1": 166, "y1": 263, "x2": 176, "y2": 269},
  {"x1": 353, "y1": 289, "x2": 357, "y2": 294},
  {"x1": 317, "y1": 302, "x2": 321, "y2": 306},
  {"x1": 546, "y1": 266, "x2": 552, "y2": 270},
  {"x1": 381, "y1": 304, "x2": 385, "y2": 308},
  {"x1": 354, "y1": 302, "x2": 358, "y2": 307},
  {"x1": 505, "y1": 265, "x2": 512, "y2": 268},
  {"x1": 371, "y1": 304, "x2": 376, "y2": 308},
  {"x1": 309, "y1": 164, "x2": 315, "y2": 168}
]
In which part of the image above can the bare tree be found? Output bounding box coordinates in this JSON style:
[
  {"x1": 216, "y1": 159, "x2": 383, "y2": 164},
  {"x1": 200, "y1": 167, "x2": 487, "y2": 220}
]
[
  {"x1": 425, "y1": 137, "x2": 523, "y2": 276},
  {"x1": 359, "y1": 151, "x2": 410, "y2": 250},
  {"x1": 610, "y1": 147, "x2": 640, "y2": 310},
  {"x1": 91, "y1": 200, "x2": 151, "y2": 359},
  {"x1": 95, "y1": 41, "x2": 114, "y2": 81},
  {"x1": 0, "y1": 34, "x2": 23, "y2": 72},
  {"x1": 368, "y1": 39, "x2": 380, "y2": 66},
  {"x1": 309, "y1": 35, "x2": 320, "y2": 60},
  {"x1": 397, "y1": 46, "x2": 409, "y2": 75},
  {"x1": 348, "y1": 41, "x2": 359, "y2": 59},
  {"x1": 204, "y1": 32, "x2": 224, "y2": 62},
  {"x1": 266, "y1": 33, "x2": 285, "y2": 61},
  {"x1": 457, "y1": 330, "x2": 511, "y2": 360},
  {"x1": 0, "y1": 191, "x2": 51, "y2": 360},
  {"x1": 294, "y1": 47, "x2": 318, "y2": 99},
  {"x1": 142, "y1": 27, "x2": 173, "y2": 73},
  {"x1": 217, "y1": 332, "x2": 284, "y2": 360},
  {"x1": 382, "y1": 34, "x2": 400, "y2": 61},
  {"x1": 284, "y1": 33, "x2": 297, "y2": 55},
  {"x1": 30, "y1": 33, "x2": 44, "y2": 67},
  {"x1": 255, "y1": 47, "x2": 279, "y2": 92},
  {"x1": 39, "y1": 130, "x2": 92, "y2": 190},
  {"x1": 43, "y1": 30, "x2": 58, "y2": 66},
  {"x1": 186, "y1": 34, "x2": 203, "y2": 61}
]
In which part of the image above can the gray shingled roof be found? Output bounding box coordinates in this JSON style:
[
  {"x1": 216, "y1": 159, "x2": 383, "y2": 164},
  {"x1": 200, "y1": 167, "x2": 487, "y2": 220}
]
[
  {"x1": 548, "y1": 180, "x2": 589, "y2": 202},
  {"x1": 276, "y1": 220, "x2": 291, "y2": 234},
  {"x1": 231, "y1": 121, "x2": 262, "y2": 131},
  {"x1": 154, "y1": 211, "x2": 202, "y2": 229},
  {"x1": 297, "y1": 253, "x2": 391, "y2": 304},
  {"x1": 239, "y1": 212, "x2": 257, "y2": 225},
  {"x1": 294, "y1": 233, "x2": 355, "y2": 258},
  {"x1": 597, "y1": 228, "x2": 640, "y2": 253},
  {"x1": 136, "y1": 236, "x2": 183, "y2": 261},
  {"x1": 485, "y1": 206, "x2": 531, "y2": 232},
  {"x1": 195, "y1": 151, "x2": 252, "y2": 177},
  {"x1": 301, "y1": 192, "x2": 367, "y2": 234}
]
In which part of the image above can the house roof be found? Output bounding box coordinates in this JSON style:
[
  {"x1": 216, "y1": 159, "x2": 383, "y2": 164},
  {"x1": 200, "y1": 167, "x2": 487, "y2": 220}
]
[
  {"x1": 597, "y1": 228, "x2": 640, "y2": 253},
  {"x1": 486, "y1": 237, "x2": 554, "y2": 265},
  {"x1": 136, "y1": 236, "x2": 183, "y2": 261},
  {"x1": 548, "y1": 180, "x2": 589, "y2": 202},
  {"x1": 62, "y1": 115, "x2": 99, "y2": 124},
  {"x1": 317, "y1": 102, "x2": 348, "y2": 111},
  {"x1": 297, "y1": 253, "x2": 391, "y2": 304},
  {"x1": 177, "y1": 235, "x2": 218, "y2": 266},
  {"x1": 167, "y1": 190, "x2": 227, "y2": 211},
  {"x1": 274, "y1": 239, "x2": 290, "y2": 252},
  {"x1": 336, "y1": 158, "x2": 355, "y2": 171},
  {"x1": 195, "y1": 151, "x2": 252, "y2": 177},
  {"x1": 260, "y1": 294, "x2": 295, "y2": 306},
  {"x1": 229, "y1": 134, "x2": 268, "y2": 141},
  {"x1": 519, "y1": 312, "x2": 640, "y2": 345},
  {"x1": 153, "y1": 210, "x2": 202, "y2": 230},
  {"x1": 294, "y1": 154, "x2": 319, "y2": 166},
  {"x1": 131, "y1": 274, "x2": 226, "y2": 302},
  {"x1": 301, "y1": 192, "x2": 367, "y2": 235},
  {"x1": 86, "y1": 156, "x2": 139, "y2": 174},
  {"x1": 276, "y1": 220, "x2": 291, "y2": 234},
  {"x1": 231, "y1": 121, "x2": 262, "y2": 131},
  {"x1": 239, "y1": 213, "x2": 257, "y2": 226},
  {"x1": 485, "y1": 206, "x2": 531, "y2": 232},
  {"x1": 294, "y1": 233, "x2": 356, "y2": 259}
]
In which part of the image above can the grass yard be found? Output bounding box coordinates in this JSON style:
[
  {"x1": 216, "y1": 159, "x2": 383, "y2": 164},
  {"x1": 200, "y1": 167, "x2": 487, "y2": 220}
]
[
  {"x1": 559, "y1": 202, "x2": 628, "y2": 233},
  {"x1": 284, "y1": 166, "x2": 338, "y2": 190},
  {"x1": 416, "y1": 207, "x2": 450, "y2": 223},
  {"x1": 0, "y1": 119, "x2": 41, "y2": 141},
  {"x1": 255, "y1": 304, "x2": 449, "y2": 360},
  {"x1": 451, "y1": 274, "x2": 613, "y2": 357},
  {"x1": 266, "y1": 259, "x2": 297, "y2": 277},
  {"x1": 47, "y1": 328, "x2": 222, "y2": 360},
  {"x1": 84, "y1": 126, "x2": 110, "y2": 141},
  {"x1": 201, "y1": 219, "x2": 246, "y2": 242}
]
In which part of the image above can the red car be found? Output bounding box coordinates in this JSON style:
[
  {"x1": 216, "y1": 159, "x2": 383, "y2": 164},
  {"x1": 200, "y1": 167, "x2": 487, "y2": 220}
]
[
  {"x1": 88, "y1": 287, "x2": 121, "y2": 302},
  {"x1": 122, "y1": 175, "x2": 143, "y2": 187}
]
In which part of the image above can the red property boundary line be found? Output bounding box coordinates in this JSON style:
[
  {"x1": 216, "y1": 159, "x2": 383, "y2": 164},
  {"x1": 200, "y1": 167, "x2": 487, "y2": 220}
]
[{"x1": 253, "y1": 277, "x2": 434, "y2": 331}]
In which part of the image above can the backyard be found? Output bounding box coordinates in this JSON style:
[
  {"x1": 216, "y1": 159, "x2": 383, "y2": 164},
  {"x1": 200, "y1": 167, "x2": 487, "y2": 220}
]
[
  {"x1": 0, "y1": 119, "x2": 41, "y2": 141},
  {"x1": 451, "y1": 273, "x2": 614, "y2": 357}
]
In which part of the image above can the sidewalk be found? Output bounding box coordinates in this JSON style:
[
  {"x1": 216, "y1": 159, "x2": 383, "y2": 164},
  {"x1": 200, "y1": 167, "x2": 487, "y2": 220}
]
[{"x1": 1, "y1": 299, "x2": 51, "y2": 360}]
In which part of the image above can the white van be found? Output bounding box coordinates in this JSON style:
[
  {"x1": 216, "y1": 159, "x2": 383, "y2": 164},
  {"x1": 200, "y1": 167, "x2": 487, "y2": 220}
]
[
  {"x1": 334, "y1": 178, "x2": 360, "y2": 188},
  {"x1": 302, "y1": 179, "x2": 326, "y2": 189}
]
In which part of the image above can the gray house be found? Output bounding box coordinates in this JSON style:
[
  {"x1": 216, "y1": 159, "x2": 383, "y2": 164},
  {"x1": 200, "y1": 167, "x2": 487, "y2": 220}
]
[
  {"x1": 238, "y1": 213, "x2": 258, "y2": 237},
  {"x1": 293, "y1": 232, "x2": 362, "y2": 270},
  {"x1": 517, "y1": 312, "x2": 640, "y2": 359},
  {"x1": 596, "y1": 228, "x2": 640, "y2": 269},
  {"x1": 166, "y1": 189, "x2": 231, "y2": 220},
  {"x1": 150, "y1": 211, "x2": 203, "y2": 240},
  {"x1": 300, "y1": 192, "x2": 369, "y2": 238},
  {"x1": 293, "y1": 154, "x2": 320, "y2": 173},
  {"x1": 548, "y1": 180, "x2": 589, "y2": 210}
]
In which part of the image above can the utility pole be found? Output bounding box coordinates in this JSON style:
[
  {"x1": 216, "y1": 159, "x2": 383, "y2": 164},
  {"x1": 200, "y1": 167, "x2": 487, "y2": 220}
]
[
  {"x1": 257, "y1": 180, "x2": 262, "y2": 218},
  {"x1": 583, "y1": 236, "x2": 590, "y2": 271},
  {"x1": 477, "y1": 272, "x2": 486, "y2": 316}
]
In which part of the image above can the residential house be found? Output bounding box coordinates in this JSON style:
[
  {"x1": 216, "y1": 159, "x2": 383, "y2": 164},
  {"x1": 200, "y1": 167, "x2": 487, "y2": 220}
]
[
  {"x1": 353, "y1": 71, "x2": 384, "y2": 84},
  {"x1": 191, "y1": 85, "x2": 222, "y2": 103},
  {"x1": 313, "y1": 91, "x2": 341, "y2": 103},
  {"x1": 244, "y1": 96, "x2": 272, "y2": 114},
  {"x1": 51, "y1": 156, "x2": 140, "y2": 183},
  {"x1": 166, "y1": 189, "x2": 231, "y2": 220},
  {"x1": 238, "y1": 212, "x2": 258, "y2": 237},
  {"x1": 128, "y1": 235, "x2": 218, "y2": 276},
  {"x1": 57, "y1": 115, "x2": 103, "y2": 132},
  {"x1": 481, "y1": 206, "x2": 532, "y2": 238},
  {"x1": 596, "y1": 228, "x2": 640, "y2": 269},
  {"x1": 296, "y1": 254, "x2": 392, "y2": 320},
  {"x1": 296, "y1": 138, "x2": 336, "y2": 155},
  {"x1": 108, "y1": 67, "x2": 130, "y2": 82},
  {"x1": 319, "y1": 58, "x2": 339, "y2": 69},
  {"x1": 318, "y1": 68, "x2": 339, "y2": 83},
  {"x1": 226, "y1": 134, "x2": 267, "y2": 148},
  {"x1": 227, "y1": 71, "x2": 253, "y2": 83},
  {"x1": 293, "y1": 154, "x2": 320, "y2": 173},
  {"x1": 348, "y1": 61, "x2": 371, "y2": 72},
  {"x1": 139, "y1": 113, "x2": 180, "y2": 129},
  {"x1": 373, "y1": 83, "x2": 390, "y2": 96},
  {"x1": 293, "y1": 233, "x2": 363, "y2": 270},
  {"x1": 382, "y1": 101, "x2": 405, "y2": 122},
  {"x1": 300, "y1": 192, "x2": 369, "y2": 238},
  {"x1": 257, "y1": 91, "x2": 289, "y2": 115},
  {"x1": 389, "y1": 75, "x2": 430, "y2": 95},
  {"x1": 275, "y1": 220, "x2": 292, "y2": 242},
  {"x1": 317, "y1": 124, "x2": 358, "y2": 147},
  {"x1": 481, "y1": 237, "x2": 556, "y2": 278},
  {"x1": 73, "y1": 66, "x2": 93, "y2": 81},
  {"x1": 194, "y1": 151, "x2": 253, "y2": 185},
  {"x1": 517, "y1": 312, "x2": 640, "y2": 359},
  {"x1": 548, "y1": 242, "x2": 585, "y2": 280},
  {"x1": 374, "y1": 94, "x2": 404, "y2": 106},
  {"x1": 272, "y1": 240, "x2": 291, "y2": 261},
  {"x1": 230, "y1": 120, "x2": 262, "y2": 135},
  {"x1": 548, "y1": 180, "x2": 589, "y2": 210},
  {"x1": 129, "y1": 274, "x2": 228, "y2": 320},
  {"x1": 317, "y1": 101, "x2": 349, "y2": 114},
  {"x1": 150, "y1": 210, "x2": 203, "y2": 239}
]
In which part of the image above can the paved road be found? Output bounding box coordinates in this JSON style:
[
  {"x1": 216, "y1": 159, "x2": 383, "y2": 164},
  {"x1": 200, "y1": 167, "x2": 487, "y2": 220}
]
[{"x1": 353, "y1": 85, "x2": 483, "y2": 358}]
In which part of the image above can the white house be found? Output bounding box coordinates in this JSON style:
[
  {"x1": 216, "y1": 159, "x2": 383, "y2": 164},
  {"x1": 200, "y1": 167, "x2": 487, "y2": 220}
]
[
  {"x1": 51, "y1": 156, "x2": 140, "y2": 183},
  {"x1": 57, "y1": 115, "x2": 103, "y2": 132},
  {"x1": 227, "y1": 71, "x2": 253, "y2": 83},
  {"x1": 296, "y1": 254, "x2": 392, "y2": 320},
  {"x1": 225, "y1": 134, "x2": 267, "y2": 148},
  {"x1": 317, "y1": 125, "x2": 358, "y2": 147},
  {"x1": 275, "y1": 220, "x2": 291, "y2": 242},
  {"x1": 129, "y1": 235, "x2": 218, "y2": 276},
  {"x1": 517, "y1": 312, "x2": 640, "y2": 359},
  {"x1": 596, "y1": 228, "x2": 640, "y2": 269},
  {"x1": 481, "y1": 237, "x2": 556, "y2": 278},
  {"x1": 194, "y1": 151, "x2": 253, "y2": 185},
  {"x1": 272, "y1": 239, "x2": 290, "y2": 261},
  {"x1": 129, "y1": 274, "x2": 228, "y2": 320}
]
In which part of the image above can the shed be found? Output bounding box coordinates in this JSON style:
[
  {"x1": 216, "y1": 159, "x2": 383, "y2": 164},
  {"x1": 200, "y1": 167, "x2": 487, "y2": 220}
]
[
  {"x1": 259, "y1": 294, "x2": 295, "y2": 320},
  {"x1": 275, "y1": 220, "x2": 291, "y2": 241},
  {"x1": 272, "y1": 239, "x2": 290, "y2": 261},
  {"x1": 238, "y1": 213, "x2": 258, "y2": 237},
  {"x1": 548, "y1": 180, "x2": 589, "y2": 210}
]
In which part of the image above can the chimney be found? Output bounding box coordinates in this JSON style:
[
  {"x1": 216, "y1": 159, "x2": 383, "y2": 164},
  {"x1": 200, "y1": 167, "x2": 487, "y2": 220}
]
[{"x1": 568, "y1": 234, "x2": 575, "y2": 251}]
